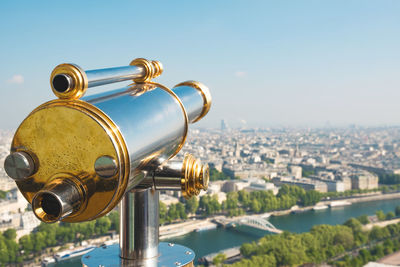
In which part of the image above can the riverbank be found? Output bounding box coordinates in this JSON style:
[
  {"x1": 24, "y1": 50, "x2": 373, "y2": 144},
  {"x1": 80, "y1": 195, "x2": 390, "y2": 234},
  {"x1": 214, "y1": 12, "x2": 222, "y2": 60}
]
[
  {"x1": 160, "y1": 218, "x2": 216, "y2": 239},
  {"x1": 43, "y1": 192, "x2": 400, "y2": 266},
  {"x1": 344, "y1": 192, "x2": 400, "y2": 203},
  {"x1": 363, "y1": 218, "x2": 400, "y2": 231},
  {"x1": 271, "y1": 192, "x2": 400, "y2": 217},
  {"x1": 200, "y1": 196, "x2": 400, "y2": 266},
  {"x1": 159, "y1": 192, "x2": 400, "y2": 240},
  {"x1": 26, "y1": 235, "x2": 117, "y2": 266},
  {"x1": 61, "y1": 196, "x2": 400, "y2": 266}
]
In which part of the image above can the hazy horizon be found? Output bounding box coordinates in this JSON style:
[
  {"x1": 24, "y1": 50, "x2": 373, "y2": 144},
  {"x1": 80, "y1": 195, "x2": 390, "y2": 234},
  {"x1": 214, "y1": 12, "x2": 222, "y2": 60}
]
[
  {"x1": 3, "y1": 122, "x2": 400, "y2": 132},
  {"x1": 1, "y1": 1, "x2": 399, "y2": 129}
]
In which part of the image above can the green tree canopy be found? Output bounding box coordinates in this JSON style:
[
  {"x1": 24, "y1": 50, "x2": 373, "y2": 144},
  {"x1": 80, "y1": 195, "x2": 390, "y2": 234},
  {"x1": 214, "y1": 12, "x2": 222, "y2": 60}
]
[
  {"x1": 213, "y1": 253, "x2": 227, "y2": 266},
  {"x1": 376, "y1": 210, "x2": 386, "y2": 221},
  {"x1": 3, "y1": 229, "x2": 16, "y2": 240}
]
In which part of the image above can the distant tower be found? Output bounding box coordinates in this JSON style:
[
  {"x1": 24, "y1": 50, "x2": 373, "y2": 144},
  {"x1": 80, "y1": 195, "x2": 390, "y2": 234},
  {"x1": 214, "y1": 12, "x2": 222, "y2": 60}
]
[
  {"x1": 221, "y1": 119, "x2": 228, "y2": 131},
  {"x1": 294, "y1": 143, "x2": 299, "y2": 158},
  {"x1": 235, "y1": 141, "x2": 241, "y2": 157}
]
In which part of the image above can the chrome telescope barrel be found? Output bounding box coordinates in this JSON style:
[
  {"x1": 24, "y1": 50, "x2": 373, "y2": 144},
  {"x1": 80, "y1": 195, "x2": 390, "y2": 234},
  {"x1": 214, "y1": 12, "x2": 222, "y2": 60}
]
[
  {"x1": 6, "y1": 76, "x2": 211, "y2": 223},
  {"x1": 82, "y1": 82, "x2": 189, "y2": 180},
  {"x1": 173, "y1": 81, "x2": 211, "y2": 123},
  {"x1": 50, "y1": 58, "x2": 163, "y2": 99},
  {"x1": 86, "y1": 65, "x2": 145, "y2": 87}
]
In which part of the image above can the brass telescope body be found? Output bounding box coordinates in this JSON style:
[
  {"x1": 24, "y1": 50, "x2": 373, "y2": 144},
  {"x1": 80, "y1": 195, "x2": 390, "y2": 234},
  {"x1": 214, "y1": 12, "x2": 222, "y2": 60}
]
[{"x1": 6, "y1": 58, "x2": 211, "y2": 225}]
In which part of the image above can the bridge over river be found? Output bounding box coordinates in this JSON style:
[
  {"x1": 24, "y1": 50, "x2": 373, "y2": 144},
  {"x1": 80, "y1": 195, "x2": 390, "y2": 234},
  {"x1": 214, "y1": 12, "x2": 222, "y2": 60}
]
[{"x1": 213, "y1": 214, "x2": 283, "y2": 234}]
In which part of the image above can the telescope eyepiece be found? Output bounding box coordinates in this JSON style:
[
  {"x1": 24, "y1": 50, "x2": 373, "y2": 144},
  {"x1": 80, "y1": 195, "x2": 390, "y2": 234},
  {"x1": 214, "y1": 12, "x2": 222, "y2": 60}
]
[
  {"x1": 32, "y1": 177, "x2": 84, "y2": 223},
  {"x1": 52, "y1": 74, "x2": 74, "y2": 93},
  {"x1": 40, "y1": 193, "x2": 62, "y2": 218}
]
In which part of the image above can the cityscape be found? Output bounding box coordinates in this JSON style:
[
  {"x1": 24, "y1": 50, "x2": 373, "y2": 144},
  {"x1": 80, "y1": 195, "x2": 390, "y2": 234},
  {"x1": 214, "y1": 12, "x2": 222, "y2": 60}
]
[{"x1": 2, "y1": 125, "x2": 400, "y2": 266}]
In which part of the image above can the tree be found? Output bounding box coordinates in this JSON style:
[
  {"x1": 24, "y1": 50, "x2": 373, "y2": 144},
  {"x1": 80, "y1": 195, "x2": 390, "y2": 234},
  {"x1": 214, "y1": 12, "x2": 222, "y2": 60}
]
[
  {"x1": 33, "y1": 232, "x2": 46, "y2": 252},
  {"x1": 176, "y1": 202, "x2": 187, "y2": 220},
  {"x1": 3, "y1": 229, "x2": 16, "y2": 240},
  {"x1": 369, "y1": 226, "x2": 390, "y2": 241},
  {"x1": 230, "y1": 254, "x2": 277, "y2": 267},
  {"x1": 108, "y1": 211, "x2": 120, "y2": 232},
  {"x1": 376, "y1": 210, "x2": 386, "y2": 221},
  {"x1": 199, "y1": 195, "x2": 221, "y2": 216},
  {"x1": 95, "y1": 217, "x2": 111, "y2": 235},
  {"x1": 386, "y1": 211, "x2": 395, "y2": 220},
  {"x1": 378, "y1": 173, "x2": 400, "y2": 184},
  {"x1": 344, "y1": 218, "x2": 362, "y2": 232},
  {"x1": 358, "y1": 249, "x2": 372, "y2": 263},
  {"x1": 240, "y1": 242, "x2": 257, "y2": 257},
  {"x1": 213, "y1": 253, "x2": 226, "y2": 266},
  {"x1": 384, "y1": 239, "x2": 394, "y2": 255},
  {"x1": 357, "y1": 215, "x2": 369, "y2": 225},
  {"x1": 299, "y1": 190, "x2": 321, "y2": 206},
  {"x1": 333, "y1": 231, "x2": 354, "y2": 249},
  {"x1": 277, "y1": 184, "x2": 305, "y2": 199},
  {"x1": 19, "y1": 235, "x2": 34, "y2": 254},
  {"x1": 251, "y1": 199, "x2": 261, "y2": 213},
  {"x1": 225, "y1": 192, "x2": 239, "y2": 210},
  {"x1": 4, "y1": 238, "x2": 19, "y2": 263},
  {"x1": 0, "y1": 239, "x2": 9, "y2": 264},
  {"x1": 209, "y1": 168, "x2": 231, "y2": 181},
  {"x1": 395, "y1": 206, "x2": 400, "y2": 216},
  {"x1": 238, "y1": 190, "x2": 251, "y2": 207},
  {"x1": 302, "y1": 169, "x2": 315, "y2": 177},
  {"x1": 185, "y1": 196, "x2": 199, "y2": 214},
  {"x1": 371, "y1": 244, "x2": 385, "y2": 258},
  {"x1": 167, "y1": 204, "x2": 178, "y2": 221},
  {"x1": 387, "y1": 224, "x2": 400, "y2": 236},
  {"x1": 159, "y1": 201, "x2": 168, "y2": 224}
]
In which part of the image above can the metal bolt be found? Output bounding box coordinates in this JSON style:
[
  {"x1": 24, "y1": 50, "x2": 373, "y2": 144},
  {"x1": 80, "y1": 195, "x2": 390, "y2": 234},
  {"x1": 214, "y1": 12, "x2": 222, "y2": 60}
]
[
  {"x1": 4, "y1": 152, "x2": 35, "y2": 180},
  {"x1": 95, "y1": 156, "x2": 118, "y2": 178},
  {"x1": 175, "y1": 262, "x2": 181, "y2": 266},
  {"x1": 168, "y1": 243, "x2": 174, "y2": 247},
  {"x1": 185, "y1": 251, "x2": 192, "y2": 255}
]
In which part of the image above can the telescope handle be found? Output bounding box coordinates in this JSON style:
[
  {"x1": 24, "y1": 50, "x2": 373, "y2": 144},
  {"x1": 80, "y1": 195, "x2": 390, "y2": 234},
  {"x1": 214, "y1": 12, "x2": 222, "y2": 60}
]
[{"x1": 50, "y1": 58, "x2": 163, "y2": 99}]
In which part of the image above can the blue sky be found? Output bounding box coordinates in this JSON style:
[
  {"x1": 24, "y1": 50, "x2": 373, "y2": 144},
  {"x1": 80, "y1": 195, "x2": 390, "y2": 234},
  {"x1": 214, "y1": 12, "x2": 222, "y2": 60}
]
[{"x1": 1, "y1": 1, "x2": 399, "y2": 129}]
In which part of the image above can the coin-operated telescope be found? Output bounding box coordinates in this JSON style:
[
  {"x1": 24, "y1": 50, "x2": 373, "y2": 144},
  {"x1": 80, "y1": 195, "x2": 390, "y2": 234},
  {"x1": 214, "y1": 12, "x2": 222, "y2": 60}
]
[{"x1": 4, "y1": 58, "x2": 211, "y2": 266}]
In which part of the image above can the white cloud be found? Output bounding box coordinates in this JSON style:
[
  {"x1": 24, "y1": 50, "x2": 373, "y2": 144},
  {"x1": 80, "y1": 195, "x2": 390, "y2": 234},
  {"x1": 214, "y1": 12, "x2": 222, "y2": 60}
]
[
  {"x1": 7, "y1": 74, "x2": 24, "y2": 84},
  {"x1": 235, "y1": 71, "x2": 247, "y2": 78}
]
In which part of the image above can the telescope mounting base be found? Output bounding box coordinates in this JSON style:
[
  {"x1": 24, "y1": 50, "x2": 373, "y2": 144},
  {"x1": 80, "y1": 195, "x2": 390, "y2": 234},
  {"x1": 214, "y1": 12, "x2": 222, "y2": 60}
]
[{"x1": 82, "y1": 242, "x2": 195, "y2": 267}]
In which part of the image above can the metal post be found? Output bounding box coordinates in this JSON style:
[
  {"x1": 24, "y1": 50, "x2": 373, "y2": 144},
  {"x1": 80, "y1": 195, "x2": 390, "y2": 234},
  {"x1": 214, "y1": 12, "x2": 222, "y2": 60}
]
[
  {"x1": 82, "y1": 186, "x2": 195, "y2": 267},
  {"x1": 119, "y1": 188, "x2": 159, "y2": 262}
]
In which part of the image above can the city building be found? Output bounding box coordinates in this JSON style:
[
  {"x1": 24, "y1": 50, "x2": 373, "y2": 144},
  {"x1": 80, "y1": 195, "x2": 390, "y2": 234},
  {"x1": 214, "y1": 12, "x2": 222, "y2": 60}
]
[
  {"x1": 272, "y1": 177, "x2": 328, "y2": 193},
  {"x1": 351, "y1": 171, "x2": 379, "y2": 190}
]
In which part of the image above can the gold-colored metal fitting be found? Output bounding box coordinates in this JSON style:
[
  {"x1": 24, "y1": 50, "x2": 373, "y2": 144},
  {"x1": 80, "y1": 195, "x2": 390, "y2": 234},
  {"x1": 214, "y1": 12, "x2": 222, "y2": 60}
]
[
  {"x1": 50, "y1": 63, "x2": 88, "y2": 100},
  {"x1": 12, "y1": 99, "x2": 130, "y2": 222},
  {"x1": 181, "y1": 154, "x2": 209, "y2": 199},
  {"x1": 129, "y1": 58, "x2": 154, "y2": 83},
  {"x1": 130, "y1": 58, "x2": 164, "y2": 82},
  {"x1": 151, "y1": 60, "x2": 163, "y2": 78},
  {"x1": 32, "y1": 175, "x2": 86, "y2": 223},
  {"x1": 174, "y1": 81, "x2": 212, "y2": 122}
]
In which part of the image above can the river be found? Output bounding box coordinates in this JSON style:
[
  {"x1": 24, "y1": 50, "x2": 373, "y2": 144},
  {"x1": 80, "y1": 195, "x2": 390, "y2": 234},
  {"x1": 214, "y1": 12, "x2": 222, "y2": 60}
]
[{"x1": 60, "y1": 197, "x2": 400, "y2": 266}]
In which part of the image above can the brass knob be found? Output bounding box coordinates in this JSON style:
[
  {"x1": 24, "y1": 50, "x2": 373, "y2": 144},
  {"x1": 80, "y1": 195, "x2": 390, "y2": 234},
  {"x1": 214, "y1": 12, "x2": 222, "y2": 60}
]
[
  {"x1": 129, "y1": 58, "x2": 164, "y2": 82},
  {"x1": 181, "y1": 154, "x2": 209, "y2": 199}
]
